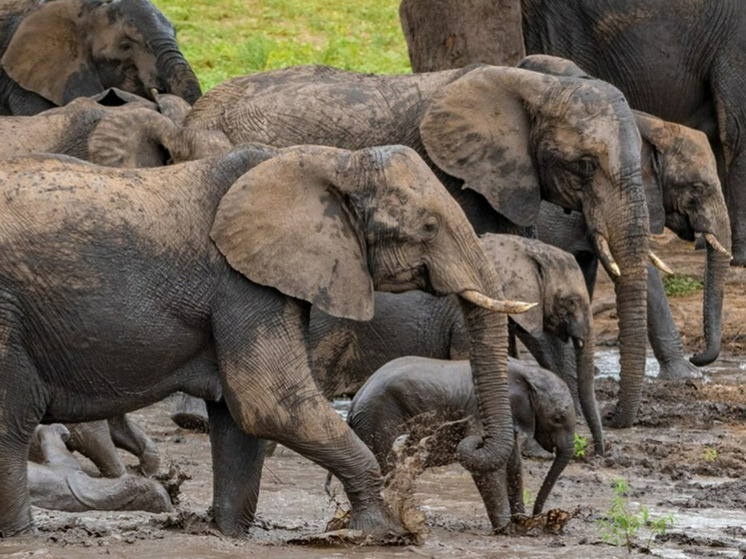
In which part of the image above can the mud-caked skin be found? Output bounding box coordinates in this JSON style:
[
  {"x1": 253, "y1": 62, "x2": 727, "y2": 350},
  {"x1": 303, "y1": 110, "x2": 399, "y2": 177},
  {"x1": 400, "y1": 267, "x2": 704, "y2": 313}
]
[
  {"x1": 346, "y1": 357, "x2": 576, "y2": 528},
  {"x1": 174, "y1": 234, "x2": 604, "y2": 454},
  {"x1": 27, "y1": 424, "x2": 170, "y2": 513},
  {"x1": 518, "y1": 55, "x2": 732, "y2": 374},
  {"x1": 0, "y1": 0, "x2": 201, "y2": 115},
  {"x1": 0, "y1": 144, "x2": 517, "y2": 539}
]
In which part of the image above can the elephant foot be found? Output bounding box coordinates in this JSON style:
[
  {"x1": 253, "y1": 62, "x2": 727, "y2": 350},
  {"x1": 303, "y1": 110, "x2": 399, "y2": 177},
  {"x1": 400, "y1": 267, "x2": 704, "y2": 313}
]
[
  {"x1": 170, "y1": 393, "x2": 210, "y2": 433},
  {"x1": 657, "y1": 359, "x2": 702, "y2": 380},
  {"x1": 0, "y1": 517, "x2": 34, "y2": 539},
  {"x1": 293, "y1": 505, "x2": 412, "y2": 546},
  {"x1": 138, "y1": 447, "x2": 161, "y2": 477},
  {"x1": 346, "y1": 504, "x2": 408, "y2": 540}
]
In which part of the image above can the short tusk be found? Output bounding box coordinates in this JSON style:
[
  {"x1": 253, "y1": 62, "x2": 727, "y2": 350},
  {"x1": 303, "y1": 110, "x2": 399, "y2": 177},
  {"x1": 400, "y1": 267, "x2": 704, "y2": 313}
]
[
  {"x1": 649, "y1": 251, "x2": 674, "y2": 275},
  {"x1": 704, "y1": 233, "x2": 733, "y2": 260},
  {"x1": 460, "y1": 290, "x2": 537, "y2": 314},
  {"x1": 596, "y1": 235, "x2": 621, "y2": 277},
  {"x1": 150, "y1": 88, "x2": 160, "y2": 99},
  {"x1": 575, "y1": 339, "x2": 585, "y2": 349}
]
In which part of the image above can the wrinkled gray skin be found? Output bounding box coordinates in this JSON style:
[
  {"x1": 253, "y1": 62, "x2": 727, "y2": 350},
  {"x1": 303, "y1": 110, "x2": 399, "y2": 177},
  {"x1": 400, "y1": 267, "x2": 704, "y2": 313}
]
[
  {"x1": 345, "y1": 356, "x2": 575, "y2": 527},
  {"x1": 519, "y1": 55, "x2": 732, "y2": 373},
  {"x1": 27, "y1": 424, "x2": 170, "y2": 513},
  {"x1": 0, "y1": 144, "x2": 514, "y2": 539},
  {"x1": 174, "y1": 234, "x2": 604, "y2": 454},
  {"x1": 111, "y1": 63, "x2": 651, "y2": 426},
  {"x1": 0, "y1": 0, "x2": 201, "y2": 115},
  {"x1": 0, "y1": 89, "x2": 211, "y2": 166},
  {"x1": 62, "y1": 416, "x2": 160, "y2": 478}
]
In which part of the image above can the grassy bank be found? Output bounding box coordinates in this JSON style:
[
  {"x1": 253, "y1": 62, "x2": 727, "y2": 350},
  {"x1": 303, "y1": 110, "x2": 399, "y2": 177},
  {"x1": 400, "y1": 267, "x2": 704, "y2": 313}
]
[{"x1": 156, "y1": 0, "x2": 410, "y2": 92}]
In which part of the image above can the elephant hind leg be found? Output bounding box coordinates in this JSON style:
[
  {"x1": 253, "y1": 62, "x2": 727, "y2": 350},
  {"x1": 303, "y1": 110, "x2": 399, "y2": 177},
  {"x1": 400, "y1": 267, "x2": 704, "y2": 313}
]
[
  {"x1": 65, "y1": 420, "x2": 126, "y2": 478},
  {"x1": 212, "y1": 296, "x2": 403, "y2": 538},
  {"x1": 0, "y1": 340, "x2": 49, "y2": 537},
  {"x1": 108, "y1": 415, "x2": 160, "y2": 476}
]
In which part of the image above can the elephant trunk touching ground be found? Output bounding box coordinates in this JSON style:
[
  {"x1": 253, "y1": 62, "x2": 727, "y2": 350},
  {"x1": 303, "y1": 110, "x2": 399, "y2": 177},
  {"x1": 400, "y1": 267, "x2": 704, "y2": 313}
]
[
  {"x1": 574, "y1": 334, "x2": 603, "y2": 455},
  {"x1": 149, "y1": 36, "x2": 202, "y2": 105},
  {"x1": 532, "y1": 430, "x2": 572, "y2": 515}
]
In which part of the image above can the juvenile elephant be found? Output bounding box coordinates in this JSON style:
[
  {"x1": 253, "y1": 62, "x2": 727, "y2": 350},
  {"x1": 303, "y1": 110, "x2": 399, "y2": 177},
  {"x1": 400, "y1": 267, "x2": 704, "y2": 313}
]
[
  {"x1": 98, "y1": 63, "x2": 654, "y2": 426},
  {"x1": 518, "y1": 55, "x2": 732, "y2": 373},
  {"x1": 28, "y1": 424, "x2": 170, "y2": 513},
  {"x1": 175, "y1": 234, "x2": 604, "y2": 454},
  {"x1": 345, "y1": 356, "x2": 575, "y2": 527},
  {"x1": 0, "y1": 144, "x2": 525, "y2": 538},
  {"x1": 0, "y1": 91, "x2": 222, "y2": 166},
  {"x1": 0, "y1": 0, "x2": 201, "y2": 115}
]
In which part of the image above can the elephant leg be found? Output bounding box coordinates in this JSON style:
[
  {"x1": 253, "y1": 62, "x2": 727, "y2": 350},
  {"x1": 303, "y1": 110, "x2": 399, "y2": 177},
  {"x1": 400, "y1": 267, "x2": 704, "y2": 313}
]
[
  {"x1": 212, "y1": 296, "x2": 402, "y2": 538},
  {"x1": 0, "y1": 342, "x2": 47, "y2": 536},
  {"x1": 646, "y1": 265, "x2": 701, "y2": 379},
  {"x1": 471, "y1": 440, "x2": 522, "y2": 530},
  {"x1": 33, "y1": 424, "x2": 80, "y2": 470},
  {"x1": 170, "y1": 392, "x2": 210, "y2": 433},
  {"x1": 65, "y1": 420, "x2": 126, "y2": 478},
  {"x1": 108, "y1": 415, "x2": 160, "y2": 476},
  {"x1": 506, "y1": 440, "x2": 524, "y2": 516},
  {"x1": 206, "y1": 399, "x2": 266, "y2": 536}
]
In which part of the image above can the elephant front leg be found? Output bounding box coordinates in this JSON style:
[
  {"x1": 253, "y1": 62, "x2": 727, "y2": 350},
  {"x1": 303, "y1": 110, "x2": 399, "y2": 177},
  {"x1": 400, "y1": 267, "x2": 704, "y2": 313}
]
[
  {"x1": 206, "y1": 399, "x2": 267, "y2": 537},
  {"x1": 212, "y1": 298, "x2": 404, "y2": 539},
  {"x1": 646, "y1": 265, "x2": 701, "y2": 379}
]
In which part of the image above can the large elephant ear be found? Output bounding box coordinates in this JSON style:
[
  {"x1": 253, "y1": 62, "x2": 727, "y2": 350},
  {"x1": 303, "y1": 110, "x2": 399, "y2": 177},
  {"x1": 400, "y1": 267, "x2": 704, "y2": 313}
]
[
  {"x1": 634, "y1": 111, "x2": 667, "y2": 234},
  {"x1": 211, "y1": 147, "x2": 374, "y2": 321},
  {"x1": 420, "y1": 66, "x2": 542, "y2": 227},
  {"x1": 1, "y1": 1, "x2": 103, "y2": 106}
]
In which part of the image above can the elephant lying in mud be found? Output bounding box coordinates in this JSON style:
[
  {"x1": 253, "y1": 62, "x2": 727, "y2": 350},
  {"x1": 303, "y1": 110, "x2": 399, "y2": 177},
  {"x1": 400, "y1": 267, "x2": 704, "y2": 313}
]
[
  {"x1": 0, "y1": 0, "x2": 201, "y2": 115},
  {"x1": 174, "y1": 234, "x2": 604, "y2": 455},
  {"x1": 342, "y1": 357, "x2": 575, "y2": 528},
  {"x1": 64, "y1": 416, "x2": 159, "y2": 478},
  {"x1": 0, "y1": 90, "x2": 227, "y2": 167},
  {"x1": 28, "y1": 424, "x2": 170, "y2": 513},
  {"x1": 518, "y1": 55, "x2": 732, "y2": 375},
  {"x1": 0, "y1": 144, "x2": 526, "y2": 539},
  {"x1": 93, "y1": 61, "x2": 653, "y2": 426}
]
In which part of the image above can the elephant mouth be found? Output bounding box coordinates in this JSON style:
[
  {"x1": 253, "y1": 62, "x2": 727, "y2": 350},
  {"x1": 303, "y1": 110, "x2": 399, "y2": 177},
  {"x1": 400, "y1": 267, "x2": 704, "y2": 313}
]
[{"x1": 592, "y1": 232, "x2": 674, "y2": 276}]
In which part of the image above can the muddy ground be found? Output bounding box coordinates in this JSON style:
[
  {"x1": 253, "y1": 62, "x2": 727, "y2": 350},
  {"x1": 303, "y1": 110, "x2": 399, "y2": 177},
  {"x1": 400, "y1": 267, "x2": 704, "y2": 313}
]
[{"x1": 3, "y1": 233, "x2": 746, "y2": 559}]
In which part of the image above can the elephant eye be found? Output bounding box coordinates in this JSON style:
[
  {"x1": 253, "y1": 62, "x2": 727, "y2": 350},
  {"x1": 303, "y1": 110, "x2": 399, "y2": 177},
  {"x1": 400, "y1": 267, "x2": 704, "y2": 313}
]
[
  {"x1": 422, "y1": 216, "x2": 440, "y2": 240},
  {"x1": 119, "y1": 41, "x2": 133, "y2": 52},
  {"x1": 570, "y1": 157, "x2": 597, "y2": 177}
]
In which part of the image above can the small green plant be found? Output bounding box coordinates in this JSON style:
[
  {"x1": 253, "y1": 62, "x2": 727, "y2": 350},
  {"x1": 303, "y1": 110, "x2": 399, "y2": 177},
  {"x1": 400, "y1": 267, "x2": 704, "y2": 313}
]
[
  {"x1": 574, "y1": 432, "x2": 587, "y2": 458},
  {"x1": 596, "y1": 478, "x2": 675, "y2": 552},
  {"x1": 523, "y1": 488, "x2": 533, "y2": 509},
  {"x1": 663, "y1": 274, "x2": 703, "y2": 297},
  {"x1": 702, "y1": 448, "x2": 718, "y2": 461}
]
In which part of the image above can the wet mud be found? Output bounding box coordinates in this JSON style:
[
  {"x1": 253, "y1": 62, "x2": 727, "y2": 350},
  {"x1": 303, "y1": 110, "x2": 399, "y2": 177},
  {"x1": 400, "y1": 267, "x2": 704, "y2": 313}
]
[{"x1": 3, "y1": 234, "x2": 746, "y2": 558}]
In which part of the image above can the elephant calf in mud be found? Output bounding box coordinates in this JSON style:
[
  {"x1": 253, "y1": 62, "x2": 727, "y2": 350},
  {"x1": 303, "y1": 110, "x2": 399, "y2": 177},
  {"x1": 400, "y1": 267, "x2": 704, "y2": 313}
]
[
  {"x1": 340, "y1": 356, "x2": 575, "y2": 529},
  {"x1": 174, "y1": 234, "x2": 604, "y2": 455},
  {"x1": 28, "y1": 425, "x2": 170, "y2": 514}
]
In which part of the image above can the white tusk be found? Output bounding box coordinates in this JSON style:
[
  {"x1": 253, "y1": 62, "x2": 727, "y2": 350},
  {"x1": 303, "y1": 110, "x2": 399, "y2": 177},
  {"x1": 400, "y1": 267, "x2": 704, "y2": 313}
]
[
  {"x1": 460, "y1": 290, "x2": 537, "y2": 314},
  {"x1": 575, "y1": 339, "x2": 585, "y2": 349},
  {"x1": 596, "y1": 235, "x2": 621, "y2": 277},
  {"x1": 649, "y1": 251, "x2": 674, "y2": 275},
  {"x1": 704, "y1": 233, "x2": 733, "y2": 260}
]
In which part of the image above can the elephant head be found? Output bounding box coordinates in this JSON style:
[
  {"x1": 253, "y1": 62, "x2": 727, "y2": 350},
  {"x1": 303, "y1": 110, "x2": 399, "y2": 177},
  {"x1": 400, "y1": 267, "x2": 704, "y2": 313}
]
[
  {"x1": 635, "y1": 113, "x2": 732, "y2": 366},
  {"x1": 420, "y1": 65, "x2": 650, "y2": 427},
  {"x1": 209, "y1": 145, "x2": 534, "y2": 474},
  {"x1": 509, "y1": 362, "x2": 575, "y2": 515},
  {"x1": 480, "y1": 234, "x2": 603, "y2": 455},
  {"x1": 88, "y1": 108, "x2": 232, "y2": 168},
  {"x1": 1, "y1": 0, "x2": 201, "y2": 108}
]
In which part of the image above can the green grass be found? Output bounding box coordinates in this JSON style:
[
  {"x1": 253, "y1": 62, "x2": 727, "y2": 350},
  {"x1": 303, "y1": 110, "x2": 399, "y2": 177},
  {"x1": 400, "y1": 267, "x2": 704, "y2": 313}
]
[
  {"x1": 155, "y1": 0, "x2": 411, "y2": 92},
  {"x1": 662, "y1": 274, "x2": 703, "y2": 298}
]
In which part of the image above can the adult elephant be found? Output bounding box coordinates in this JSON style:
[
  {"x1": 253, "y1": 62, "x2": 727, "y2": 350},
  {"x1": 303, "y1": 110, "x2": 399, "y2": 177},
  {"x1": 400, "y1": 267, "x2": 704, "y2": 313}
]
[
  {"x1": 0, "y1": 144, "x2": 525, "y2": 538},
  {"x1": 119, "y1": 63, "x2": 651, "y2": 426},
  {"x1": 0, "y1": 0, "x2": 201, "y2": 115},
  {"x1": 519, "y1": 55, "x2": 732, "y2": 372}
]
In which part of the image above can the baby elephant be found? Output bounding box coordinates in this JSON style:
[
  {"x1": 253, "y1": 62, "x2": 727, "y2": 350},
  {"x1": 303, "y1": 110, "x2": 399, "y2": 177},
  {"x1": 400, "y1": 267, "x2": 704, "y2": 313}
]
[
  {"x1": 346, "y1": 357, "x2": 575, "y2": 528},
  {"x1": 27, "y1": 424, "x2": 171, "y2": 514}
]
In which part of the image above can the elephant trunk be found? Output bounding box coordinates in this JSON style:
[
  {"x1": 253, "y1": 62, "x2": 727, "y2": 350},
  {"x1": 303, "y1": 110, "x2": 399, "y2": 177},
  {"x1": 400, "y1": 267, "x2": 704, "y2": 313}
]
[
  {"x1": 690, "y1": 230, "x2": 731, "y2": 366},
  {"x1": 456, "y1": 297, "x2": 514, "y2": 473},
  {"x1": 149, "y1": 37, "x2": 202, "y2": 105},
  {"x1": 532, "y1": 439, "x2": 572, "y2": 515},
  {"x1": 574, "y1": 336, "x2": 604, "y2": 455}
]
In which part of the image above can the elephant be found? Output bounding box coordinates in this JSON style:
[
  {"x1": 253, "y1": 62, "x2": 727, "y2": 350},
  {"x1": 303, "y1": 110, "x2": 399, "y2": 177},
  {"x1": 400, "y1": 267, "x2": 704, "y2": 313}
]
[
  {"x1": 0, "y1": 90, "x2": 221, "y2": 166},
  {"x1": 173, "y1": 233, "x2": 604, "y2": 454},
  {"x1": 0, "y1": 0, "x2": 201, "y2": 116},
  {"x1": 62, "y1": 416, "x2": 160, "y2": 478},
  {"x1": 0, "y1": 143, "x2": 525, "y2": 538},
  {"x1": 517, "y1": 55, "x2": 732, "y2": 373},
  {"x1": 27, "y1": 424, "x2": 170, "y2": 513},
  {"x1": 343, "y1": 356, "x2": 576, "y2": 527},
  {"x1": 96, "y1": 63, "x2": 653, "y2": 426}
]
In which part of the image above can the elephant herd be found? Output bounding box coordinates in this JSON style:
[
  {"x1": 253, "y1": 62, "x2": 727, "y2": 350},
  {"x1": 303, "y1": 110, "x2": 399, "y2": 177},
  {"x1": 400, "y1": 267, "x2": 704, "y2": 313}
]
[{"x1": 0, "y1": 0, "x2": 736, "y2": 543}]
